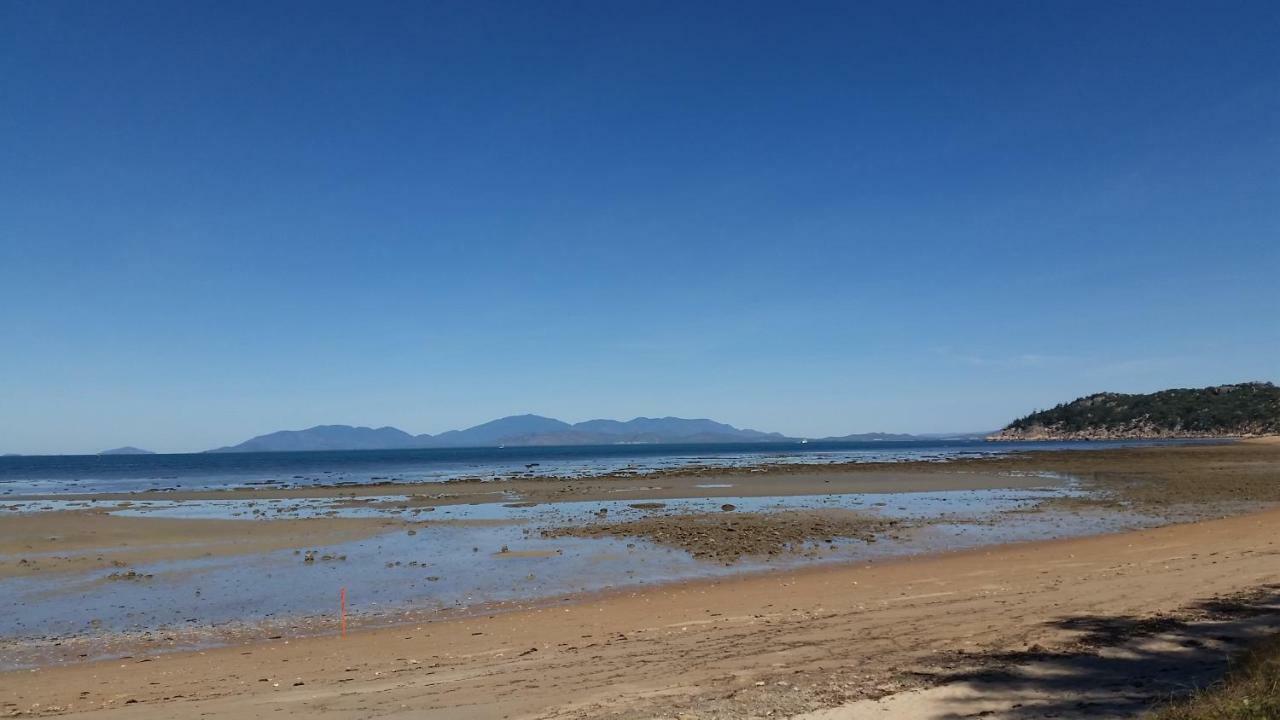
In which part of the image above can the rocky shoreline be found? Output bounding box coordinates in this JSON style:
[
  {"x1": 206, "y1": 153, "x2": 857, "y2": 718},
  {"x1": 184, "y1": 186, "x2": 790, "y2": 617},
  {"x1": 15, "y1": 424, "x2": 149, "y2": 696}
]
[{"x1": 986, "y1": 424, "x2": 1260, "y2": 441}]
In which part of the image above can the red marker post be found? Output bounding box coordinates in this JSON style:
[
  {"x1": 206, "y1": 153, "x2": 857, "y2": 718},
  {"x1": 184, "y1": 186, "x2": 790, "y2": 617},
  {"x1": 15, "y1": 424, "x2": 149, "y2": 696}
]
[{"x1": 340, "y1": 587, "x2": 347, "y2": 638}]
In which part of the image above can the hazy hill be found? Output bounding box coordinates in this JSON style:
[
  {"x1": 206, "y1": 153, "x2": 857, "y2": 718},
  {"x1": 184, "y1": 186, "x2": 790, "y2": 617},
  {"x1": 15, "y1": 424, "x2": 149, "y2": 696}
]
[
  {"x1": 990, "y1": 382, "x2": 1280, "y2": 440},
  {"x1": 426, "y1": 414, "x2": 571, "y2": 447},
  {"x1": 819, "y1": 432, "x2": 918, "y2": 442},
  {"x1": 207, "y1": 415, "x2": 792, "y2": 452},
  {"x1": 204, "y1": 413, "x2": 993, "y2": 453},
  {"x1": 206, "y1": 425, "x2": 420, "y2": 453},
  {"x1": 98, "y1": 446, "x2": 156, "y2": 455},
  {"x1": 570, "y1": 416, "x2": 785, "y2": 442}
]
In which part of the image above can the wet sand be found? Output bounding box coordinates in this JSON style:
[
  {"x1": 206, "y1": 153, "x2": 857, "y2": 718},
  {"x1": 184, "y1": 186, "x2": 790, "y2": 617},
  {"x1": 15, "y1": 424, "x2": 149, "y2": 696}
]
[{"x1": 0, "y1": 512, "x2": 403, "y2": 579}]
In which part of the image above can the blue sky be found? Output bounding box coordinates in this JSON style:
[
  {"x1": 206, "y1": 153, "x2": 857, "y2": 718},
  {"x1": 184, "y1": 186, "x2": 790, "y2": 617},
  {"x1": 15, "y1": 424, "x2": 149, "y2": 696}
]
[{"x1": 2, "y1": 1, "x2": 1277, "y2": 454}]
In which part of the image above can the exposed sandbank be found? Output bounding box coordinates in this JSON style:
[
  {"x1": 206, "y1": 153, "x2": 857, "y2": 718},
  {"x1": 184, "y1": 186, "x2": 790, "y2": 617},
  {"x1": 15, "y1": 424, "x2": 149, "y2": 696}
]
[{"x1": 0, "y1": 512, "x2": 402, "y2": 579}]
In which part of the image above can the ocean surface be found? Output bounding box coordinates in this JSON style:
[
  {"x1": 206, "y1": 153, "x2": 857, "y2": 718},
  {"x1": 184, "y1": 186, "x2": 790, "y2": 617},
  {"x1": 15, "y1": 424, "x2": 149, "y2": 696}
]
[{"x1": 0, "y1": 438, "x2": 1213, "y2": 496}]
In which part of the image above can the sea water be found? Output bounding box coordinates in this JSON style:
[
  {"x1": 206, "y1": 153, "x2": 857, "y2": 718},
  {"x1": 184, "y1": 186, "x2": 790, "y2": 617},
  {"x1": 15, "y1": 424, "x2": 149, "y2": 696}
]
[{"x1": 0, "y1": 438, "x2": 1215, "y2": 496}]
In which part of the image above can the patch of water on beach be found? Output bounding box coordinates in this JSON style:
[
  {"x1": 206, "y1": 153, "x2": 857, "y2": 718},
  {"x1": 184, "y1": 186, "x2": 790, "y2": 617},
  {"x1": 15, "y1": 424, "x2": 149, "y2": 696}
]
[
  {"x1": 0, "y1": 478, "x2": 1167, "y2": 669},
  {"x1": 0, "y1": 476, "x2": 1071, "y2": 523}
]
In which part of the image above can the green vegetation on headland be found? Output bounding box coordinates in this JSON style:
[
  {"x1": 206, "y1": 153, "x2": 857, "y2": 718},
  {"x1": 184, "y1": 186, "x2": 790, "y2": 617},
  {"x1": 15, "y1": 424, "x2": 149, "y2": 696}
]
[{"x1": 990, "y1": 382, "x2": 1280, "y2": 441}]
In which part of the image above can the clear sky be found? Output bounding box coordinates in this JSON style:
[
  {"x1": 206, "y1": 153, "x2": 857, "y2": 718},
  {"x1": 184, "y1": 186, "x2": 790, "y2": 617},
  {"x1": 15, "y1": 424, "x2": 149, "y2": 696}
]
[{"x1": 2, "y1": 1, "x2": 1277, "y2": 454}]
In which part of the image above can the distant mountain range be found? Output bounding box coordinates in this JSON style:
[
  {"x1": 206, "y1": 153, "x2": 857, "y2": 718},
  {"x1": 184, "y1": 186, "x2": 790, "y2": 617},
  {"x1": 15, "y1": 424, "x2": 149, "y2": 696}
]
[
  {"x1": 989, "y1": 381, "x2": 1280, "y2": 440},
  {"x1": 206, "y1": 415, "x2": 783, "y2": 452},
  {"x1": 204, "y1": 415, "x2": 987, "y2": 453},
  {"x1": 98, "y1": 446, "x2": 155, "y2": 455}
]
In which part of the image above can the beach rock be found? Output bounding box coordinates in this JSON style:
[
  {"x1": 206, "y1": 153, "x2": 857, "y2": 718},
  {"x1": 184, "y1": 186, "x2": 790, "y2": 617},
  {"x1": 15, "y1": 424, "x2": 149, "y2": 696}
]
[{"x1": 107, "y1": 570, "x2": 154, "y2": 581}]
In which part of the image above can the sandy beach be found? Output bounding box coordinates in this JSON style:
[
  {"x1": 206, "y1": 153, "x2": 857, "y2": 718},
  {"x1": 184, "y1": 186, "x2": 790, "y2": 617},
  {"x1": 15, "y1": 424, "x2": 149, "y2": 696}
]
[
  {"x1": 4, "y1": 506, "x2": 1279, "y2": 719},
  {"x1": 3, "y1": 441, "x2": 1280, "y2": 718}
]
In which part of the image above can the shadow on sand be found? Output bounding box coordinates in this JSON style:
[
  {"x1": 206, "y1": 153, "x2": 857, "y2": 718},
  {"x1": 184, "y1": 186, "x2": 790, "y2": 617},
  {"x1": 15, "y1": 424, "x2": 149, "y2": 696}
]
[{"x1": 897, "y1": 585, "x2": 1280, "y2": 719}]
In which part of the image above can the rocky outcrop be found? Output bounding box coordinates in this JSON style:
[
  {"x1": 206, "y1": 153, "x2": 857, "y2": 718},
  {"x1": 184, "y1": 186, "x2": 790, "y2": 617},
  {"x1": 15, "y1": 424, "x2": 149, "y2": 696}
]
[{"x1": 988, "y1": 422, "x2": 1274, "y2": 442}]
